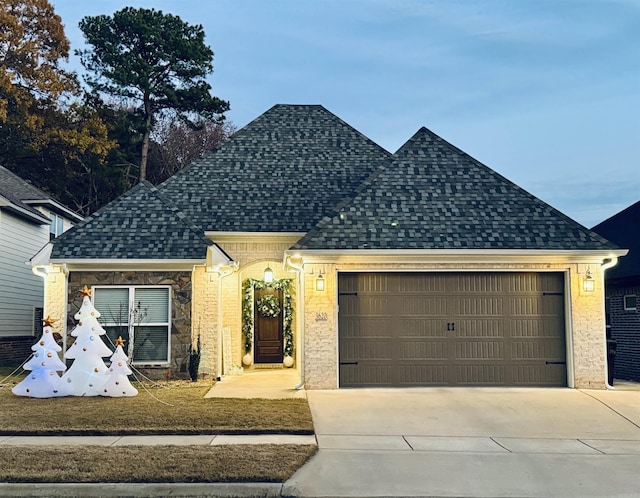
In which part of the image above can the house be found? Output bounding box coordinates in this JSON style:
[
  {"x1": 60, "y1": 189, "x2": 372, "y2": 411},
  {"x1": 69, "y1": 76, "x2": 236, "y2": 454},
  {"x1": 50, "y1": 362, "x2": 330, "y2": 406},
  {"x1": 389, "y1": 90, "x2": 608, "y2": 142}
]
[
  {"x1": 0, "y1": 165, "x2": 82, "y2": 364},
  {"x1": 32, "y1": 104, "x2": 625, "y2": 389},
  {"x1": 592, "y1": 201, "x2": 640, "y2": 382}
]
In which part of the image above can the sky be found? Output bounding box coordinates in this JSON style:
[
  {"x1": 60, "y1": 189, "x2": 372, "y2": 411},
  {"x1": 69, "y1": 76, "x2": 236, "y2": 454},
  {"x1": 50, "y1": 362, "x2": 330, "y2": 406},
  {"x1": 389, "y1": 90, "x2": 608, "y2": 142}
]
[{"x1": 51, "y1": 0, "x2": 639, "y2": 228}]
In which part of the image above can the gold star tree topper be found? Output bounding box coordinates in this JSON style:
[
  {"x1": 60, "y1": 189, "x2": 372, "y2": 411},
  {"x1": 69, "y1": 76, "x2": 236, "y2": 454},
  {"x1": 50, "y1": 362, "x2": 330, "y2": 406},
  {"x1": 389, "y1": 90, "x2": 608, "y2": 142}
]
[
  {"x1": 80, "y1": 285, "x2": 92, "y2": 298},
  {"x1": 42, "y1": 316, "x2": 56, "y2": 327},
  {"x1": 115, "y1": 336, "x2": 126, "y2": 347}
]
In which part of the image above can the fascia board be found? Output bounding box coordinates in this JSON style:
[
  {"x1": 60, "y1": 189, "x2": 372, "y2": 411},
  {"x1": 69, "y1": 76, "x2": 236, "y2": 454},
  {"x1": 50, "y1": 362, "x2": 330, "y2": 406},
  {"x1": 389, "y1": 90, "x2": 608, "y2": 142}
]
[
  {"x1": 206, "y1": 231, "x2": 306, "y2": 244},
  {"x1": 0, "y1": 195, "x2": 51, "y2": 224},
  {"x1": 285, "y1": 249, "x2": 629, "y2": 265},
  {"x1": 24, "y1": 199, "x2": 83, "y2": 222},
  {"x1": 49, "y1": 259, "x2": 205, "y2": 272}
]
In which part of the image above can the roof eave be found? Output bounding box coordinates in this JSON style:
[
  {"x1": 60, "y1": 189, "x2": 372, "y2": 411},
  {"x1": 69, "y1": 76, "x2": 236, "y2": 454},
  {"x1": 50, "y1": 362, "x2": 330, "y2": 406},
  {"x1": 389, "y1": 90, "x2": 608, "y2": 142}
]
[
  {"x1": 23, "y1": 199, "x2": 83, "y2": 222},
  {"x1": 285, "y1": 248, "x2": 629, "y2": 265}
]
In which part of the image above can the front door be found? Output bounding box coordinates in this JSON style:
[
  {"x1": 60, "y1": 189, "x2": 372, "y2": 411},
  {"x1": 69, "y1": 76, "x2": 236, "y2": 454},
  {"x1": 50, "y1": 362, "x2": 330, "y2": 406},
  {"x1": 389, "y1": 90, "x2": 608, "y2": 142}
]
[{"x1": 254, "y1": 288, "x2": 284, "y2": 363}]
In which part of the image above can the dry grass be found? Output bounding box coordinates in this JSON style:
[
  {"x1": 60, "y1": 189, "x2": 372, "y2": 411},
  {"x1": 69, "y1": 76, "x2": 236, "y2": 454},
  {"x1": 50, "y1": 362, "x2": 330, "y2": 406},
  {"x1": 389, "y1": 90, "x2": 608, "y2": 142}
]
[
  {"x1": 0, "y1": 372, "x2": 313, "y2": 435},
  {"x1": 0, "y1": 445, "x2": 318, "y2": 483}
]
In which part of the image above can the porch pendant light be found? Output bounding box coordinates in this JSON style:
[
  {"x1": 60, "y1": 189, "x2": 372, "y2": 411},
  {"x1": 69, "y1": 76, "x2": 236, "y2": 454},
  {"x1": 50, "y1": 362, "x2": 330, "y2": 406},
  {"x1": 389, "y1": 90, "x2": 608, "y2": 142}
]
[
  {"x1": 316, "y1": 274, "x2": 326, "y2": 291},
  {"x1": 264, "y1": 266, "x2": 273, "y2": 283},
  {"x1": 583, "y1": 267, "x2": 595, "y2": 293}
]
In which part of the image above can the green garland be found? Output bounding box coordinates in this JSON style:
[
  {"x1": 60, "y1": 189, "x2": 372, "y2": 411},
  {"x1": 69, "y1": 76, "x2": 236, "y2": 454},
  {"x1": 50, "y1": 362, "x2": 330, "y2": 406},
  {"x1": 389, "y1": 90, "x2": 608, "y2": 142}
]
[{"x1": 242, "y1": 278, "x2": 293, "y2": 357}]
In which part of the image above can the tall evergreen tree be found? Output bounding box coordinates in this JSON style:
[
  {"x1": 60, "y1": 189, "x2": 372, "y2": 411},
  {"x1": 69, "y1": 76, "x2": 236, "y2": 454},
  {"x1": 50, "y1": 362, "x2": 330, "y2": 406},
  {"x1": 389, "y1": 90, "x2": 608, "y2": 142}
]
[{"x1": 77, "y1": 7, "x2": 229, "y2": 182}]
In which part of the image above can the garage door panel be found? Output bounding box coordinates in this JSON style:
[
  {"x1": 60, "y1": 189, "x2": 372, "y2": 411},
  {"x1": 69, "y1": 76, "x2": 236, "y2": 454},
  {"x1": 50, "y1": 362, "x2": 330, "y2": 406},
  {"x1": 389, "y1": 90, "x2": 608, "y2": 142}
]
[
  {"x1": 400, "y1": 297, "x2": 447, "y2": 316},
  {"x1": 456, "y1": 365, "x2": 505, "y2": 385},
  {"x1": 456, "y1": 319, "x2": 504, "y2": 338},
  {"x1": 456, "y1": 341, "x2": 505, "y2": 360},
  {"x1": 397, "y1": 319, "x2": 448, "y2": 338},
  {"x1": 399, "y1": 340, "x2": 448, "y2": 360},
  {"x1": 454, "y1": 298, "x2": 503, "y2": 316},
  {"x1": 341, "y1": 364, "x2": 395, "y2": 386},
  {"x1": 511, "y1": 319, "x2": 563, "y2": 338},
  {"x1": 338, "y1": 272, "x2": 567, "y2": 388},
  {"x1": 397, "y1": 365, "x2": 449, "y2": 385},
  {"x1": 341, "y1": 339, "x2": 393, "y2": 361},
  {"x1": 340, "y1": 318, "x2": 395, "y2": 338},
  {"x1": 453, "y1": 274, "x2": 503, "y2": 292}
]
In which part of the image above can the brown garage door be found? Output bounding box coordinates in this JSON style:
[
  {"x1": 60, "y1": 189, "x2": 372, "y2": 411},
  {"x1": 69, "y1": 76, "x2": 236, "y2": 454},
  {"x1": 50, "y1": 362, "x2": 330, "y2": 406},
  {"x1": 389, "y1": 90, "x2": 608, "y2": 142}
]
[{"x1": 338, "y1": 272, "x2": 567, "y2": 387}]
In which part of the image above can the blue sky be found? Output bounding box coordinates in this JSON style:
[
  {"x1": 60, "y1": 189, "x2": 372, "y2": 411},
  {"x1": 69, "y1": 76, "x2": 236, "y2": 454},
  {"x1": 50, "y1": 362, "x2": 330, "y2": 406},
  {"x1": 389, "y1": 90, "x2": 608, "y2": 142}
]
[{"x1": 52, "y1": 0, "x2": 639, "y2": 228}]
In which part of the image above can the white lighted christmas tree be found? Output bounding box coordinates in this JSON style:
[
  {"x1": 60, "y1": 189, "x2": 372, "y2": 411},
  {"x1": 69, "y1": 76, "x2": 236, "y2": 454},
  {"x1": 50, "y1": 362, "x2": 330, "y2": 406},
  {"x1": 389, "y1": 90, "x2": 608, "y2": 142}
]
[
  {"x1": 102, "y1": 336, "x2": 138, "y2": 397},
  {"x1": 12, "y1": 316, "x2": 69, "y2": 398},
  {"x1": 61, "y1": 286, "x2": 113, "y2": 396}
]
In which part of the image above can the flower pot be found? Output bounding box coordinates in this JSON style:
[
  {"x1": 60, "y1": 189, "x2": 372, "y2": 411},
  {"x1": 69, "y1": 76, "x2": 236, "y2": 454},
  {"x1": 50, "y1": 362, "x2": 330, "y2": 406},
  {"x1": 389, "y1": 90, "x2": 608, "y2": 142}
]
[
  {"x1": 283, "y1": 355, "x2": 294, "y2": 368},
  {"x1": 242, "y1": 353, "x2": 253, "y2": 366}
]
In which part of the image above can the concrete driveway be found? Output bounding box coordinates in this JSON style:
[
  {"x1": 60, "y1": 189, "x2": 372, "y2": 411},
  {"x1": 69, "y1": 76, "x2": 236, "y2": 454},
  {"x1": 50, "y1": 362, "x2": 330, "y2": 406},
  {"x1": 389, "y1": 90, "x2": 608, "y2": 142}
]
[{"x1": 284, "y1": 388, "x2": 640, "y2": 497}]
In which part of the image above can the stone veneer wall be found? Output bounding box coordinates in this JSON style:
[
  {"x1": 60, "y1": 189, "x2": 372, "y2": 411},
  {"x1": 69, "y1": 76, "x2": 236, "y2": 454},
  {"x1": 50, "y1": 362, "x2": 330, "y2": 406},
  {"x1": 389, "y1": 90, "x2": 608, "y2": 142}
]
[
  {"x1": 302, "y1": 261, "x2": 608, "y2": 390},
  {"x1": 67, "y1": 271, "x2": 192, "y2": 380}
]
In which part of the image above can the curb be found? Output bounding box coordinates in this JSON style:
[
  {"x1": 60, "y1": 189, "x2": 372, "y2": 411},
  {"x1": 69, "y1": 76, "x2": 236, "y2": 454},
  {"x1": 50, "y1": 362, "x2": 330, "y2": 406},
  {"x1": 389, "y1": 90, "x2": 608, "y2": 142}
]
[{"x1": 0, "y1": 482, "x2": 284, "y2": 497}]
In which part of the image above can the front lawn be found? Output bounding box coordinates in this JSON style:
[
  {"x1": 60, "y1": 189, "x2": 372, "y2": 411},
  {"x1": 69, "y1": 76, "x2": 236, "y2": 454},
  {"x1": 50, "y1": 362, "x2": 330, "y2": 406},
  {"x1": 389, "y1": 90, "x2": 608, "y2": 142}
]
[
  {"x1": 0, "y1": 371, "x2": 317, "y2": 483},
  {"x1": 0, "y1": 376, "x2": 313, "y2": 435}
]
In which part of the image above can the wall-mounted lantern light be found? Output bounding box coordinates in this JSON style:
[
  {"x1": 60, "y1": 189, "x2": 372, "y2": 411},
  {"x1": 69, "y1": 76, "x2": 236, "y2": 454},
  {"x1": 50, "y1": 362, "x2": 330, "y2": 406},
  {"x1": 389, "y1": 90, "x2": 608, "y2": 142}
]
[
  {"x1": 264, "y1": 266, "x2": 273, "y2": 283},
  {"x1": 583, "y1": 267, "x2": 595, "y2": 293},
  {"x1": 316, "y1": 273, "x2": 326, "y2": 292}
]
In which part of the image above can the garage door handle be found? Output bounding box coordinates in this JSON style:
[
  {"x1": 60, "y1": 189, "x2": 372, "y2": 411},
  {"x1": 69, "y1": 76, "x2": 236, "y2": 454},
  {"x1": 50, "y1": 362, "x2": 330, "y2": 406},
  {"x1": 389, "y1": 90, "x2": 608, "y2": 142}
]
[
  {"x1": 340, "y1": 361, "x2": 359, "y2": 365},
  {"x1": 447, "y1": 322, "x2": 455, "y2": 331}
]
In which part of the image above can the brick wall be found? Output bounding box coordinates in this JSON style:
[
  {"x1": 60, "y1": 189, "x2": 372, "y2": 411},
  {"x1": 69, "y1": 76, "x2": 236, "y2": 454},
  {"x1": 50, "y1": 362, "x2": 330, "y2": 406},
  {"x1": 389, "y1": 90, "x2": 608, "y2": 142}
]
[
  {"x1": 607, "y1": 282, "x2": 640, "y2": 382},
  {"x1": 0, "y1": 336, "x2": 34, "y2": 367}
]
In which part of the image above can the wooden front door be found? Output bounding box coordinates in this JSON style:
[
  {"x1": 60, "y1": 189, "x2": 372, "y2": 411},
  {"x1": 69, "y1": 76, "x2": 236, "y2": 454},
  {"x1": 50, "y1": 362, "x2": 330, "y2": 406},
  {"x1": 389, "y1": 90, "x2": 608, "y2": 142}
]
[{"x1": 254, "y1": 288, "x2": 284, "y2": 363}]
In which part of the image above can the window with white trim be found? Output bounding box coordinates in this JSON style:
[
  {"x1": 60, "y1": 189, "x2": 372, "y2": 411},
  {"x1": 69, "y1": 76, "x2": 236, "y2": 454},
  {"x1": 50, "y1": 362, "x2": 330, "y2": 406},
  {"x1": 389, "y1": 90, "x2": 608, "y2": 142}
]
[
  {"x1": 93, "y1": 286, "x2": 171, "y2": 365},
  {"x1": 624, "y1": 295, "x2": 637, "y2": 311},
  {"x1": 49, "y1": 213, "x2": 64, "y2": 240}
]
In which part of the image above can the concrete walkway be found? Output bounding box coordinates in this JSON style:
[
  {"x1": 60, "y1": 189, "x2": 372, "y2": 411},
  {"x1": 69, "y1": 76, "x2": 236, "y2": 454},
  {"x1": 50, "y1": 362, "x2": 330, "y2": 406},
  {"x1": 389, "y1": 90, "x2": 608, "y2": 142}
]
[{"x1": 204, "y1": 368, "x2": 305, "y2": 399}]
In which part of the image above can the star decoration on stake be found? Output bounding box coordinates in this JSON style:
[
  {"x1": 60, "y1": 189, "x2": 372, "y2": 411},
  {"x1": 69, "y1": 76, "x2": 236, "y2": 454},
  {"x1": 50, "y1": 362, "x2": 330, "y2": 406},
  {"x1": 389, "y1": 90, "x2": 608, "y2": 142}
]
[
  {"x1": 42, "y1": 316, "x2": 56, "y2": 327},
  {"x1": 115, "y1": 336, "x2": 125, "y2": 347},
  {"x1": 80, "y1": 285, "x2": 92, "y2": 298}
]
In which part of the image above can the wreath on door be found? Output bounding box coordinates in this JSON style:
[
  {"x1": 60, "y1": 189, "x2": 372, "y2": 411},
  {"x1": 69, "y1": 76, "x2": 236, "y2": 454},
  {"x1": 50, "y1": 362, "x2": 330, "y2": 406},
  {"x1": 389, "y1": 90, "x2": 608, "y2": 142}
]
[{"x1": 256, "y1": 294, "x2": 281, "y2": 318}]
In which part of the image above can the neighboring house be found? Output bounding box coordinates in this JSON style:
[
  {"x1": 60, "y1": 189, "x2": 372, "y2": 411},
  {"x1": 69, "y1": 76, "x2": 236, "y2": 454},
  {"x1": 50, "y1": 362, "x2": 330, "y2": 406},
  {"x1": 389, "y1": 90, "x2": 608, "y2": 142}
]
[
  {"x1": 33, "y1": 105, "x2": 625, "y2": 389},
  {"x1": 0, "y1": 165, "x2": 82, "y2": 364},
  {"x1": 592, "y1": 201, "x2": 640, "y2": 382}
]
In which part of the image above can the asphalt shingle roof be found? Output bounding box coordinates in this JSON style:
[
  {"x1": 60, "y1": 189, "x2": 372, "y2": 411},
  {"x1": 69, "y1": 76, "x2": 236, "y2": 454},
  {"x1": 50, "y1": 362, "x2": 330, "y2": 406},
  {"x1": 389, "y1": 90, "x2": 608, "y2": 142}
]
[
  {"x1": 592, "y1": 201, "x2": 640, "y2": 279},
  {"x1": 50, "y1": 181, "x2": 213, "y2": 260},
  {"x1": 293, "y1": 127, "x2": 619, "y2": 251},
  {"x1": 159, "y1": 104, "x2": 392, "y2": 232},
  {"x1": 0, "y1": 165, "x2": 52, "y2": 221}
]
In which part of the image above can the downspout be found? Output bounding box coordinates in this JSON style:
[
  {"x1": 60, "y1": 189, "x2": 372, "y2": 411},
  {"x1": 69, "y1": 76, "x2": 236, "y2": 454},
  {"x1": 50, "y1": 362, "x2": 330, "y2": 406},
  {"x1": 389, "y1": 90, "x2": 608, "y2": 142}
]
[
  {"x1": 286, "y1": 256, "x2": 305, "y2": 390},
  {"x1": 602, "y1": 256, "x2": 619, "y2": 390}
]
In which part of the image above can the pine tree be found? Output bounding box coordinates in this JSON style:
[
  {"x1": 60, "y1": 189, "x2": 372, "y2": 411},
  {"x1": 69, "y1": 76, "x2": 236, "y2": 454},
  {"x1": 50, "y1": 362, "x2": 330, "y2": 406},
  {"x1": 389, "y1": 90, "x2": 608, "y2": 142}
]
[
  {"x1": 61, "y1": 286, "x2": 112, "y2": 396},
  {"x1": 102, "y1": 336, "x2": 138, "y2": 397},
  {"x1": 12, "y1": 316, "x2": 68, "y2": 398}
]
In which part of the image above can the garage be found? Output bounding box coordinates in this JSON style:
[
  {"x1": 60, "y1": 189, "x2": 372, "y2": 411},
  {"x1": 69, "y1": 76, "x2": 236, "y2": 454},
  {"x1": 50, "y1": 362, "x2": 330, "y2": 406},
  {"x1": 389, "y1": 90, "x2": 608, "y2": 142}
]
[{"x1": 338, "y1": 272, "x2": 567, "y2": 387}]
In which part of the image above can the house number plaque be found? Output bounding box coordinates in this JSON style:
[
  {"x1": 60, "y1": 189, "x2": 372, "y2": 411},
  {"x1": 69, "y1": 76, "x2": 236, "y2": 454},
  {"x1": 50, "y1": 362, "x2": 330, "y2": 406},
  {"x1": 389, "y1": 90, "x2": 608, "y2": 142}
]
[{"x1": 315, "y1": 312, "x2": 328, "y2": 322}]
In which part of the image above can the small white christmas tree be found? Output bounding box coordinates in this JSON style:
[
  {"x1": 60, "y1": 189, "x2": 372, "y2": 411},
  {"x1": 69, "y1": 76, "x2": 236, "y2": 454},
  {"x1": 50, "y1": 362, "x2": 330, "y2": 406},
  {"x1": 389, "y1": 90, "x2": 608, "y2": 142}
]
[
  {"x1": 12, "y1": 316, "x2": 69, "y2": 398},
  {"x1": 102, "y1": 336, "x2": 138, "y2": 397},
  {"x1": 61, "y1": 286, "x2": 113, "y2": 396}
]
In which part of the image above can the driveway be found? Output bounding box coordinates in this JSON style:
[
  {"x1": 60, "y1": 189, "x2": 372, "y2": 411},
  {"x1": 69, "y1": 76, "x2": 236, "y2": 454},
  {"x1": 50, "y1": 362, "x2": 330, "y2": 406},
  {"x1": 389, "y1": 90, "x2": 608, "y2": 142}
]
[{"x1": 284, "y1": 388, "x2": 640, "y2": 497}]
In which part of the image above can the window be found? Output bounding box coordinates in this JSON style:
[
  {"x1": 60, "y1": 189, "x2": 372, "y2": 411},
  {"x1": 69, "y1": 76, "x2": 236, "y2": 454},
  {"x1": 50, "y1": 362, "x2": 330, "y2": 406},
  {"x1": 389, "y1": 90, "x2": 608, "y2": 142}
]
[
  {"x1": 623, "y1": 295, "x2": 637, "y2": 311},
  {"x1": 49, "y1": 213, "x2": 64, "y2": 240},
  {"x1": 93, "y1": 286, "x2": 171, "y2": 365}
]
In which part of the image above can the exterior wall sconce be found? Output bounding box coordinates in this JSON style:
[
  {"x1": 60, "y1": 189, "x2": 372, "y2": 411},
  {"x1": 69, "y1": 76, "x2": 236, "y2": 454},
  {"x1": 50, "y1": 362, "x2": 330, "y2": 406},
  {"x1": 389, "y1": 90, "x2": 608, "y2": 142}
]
[
  {"x1": 316, "y1": 274, "x2": 326, "y2": 291},
  {"x1": 264, "y1": 266, "x2": 273, "y2": 283},
  {"x1": 583, "y1": 267, "x2": 595, "y2": 293}
]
